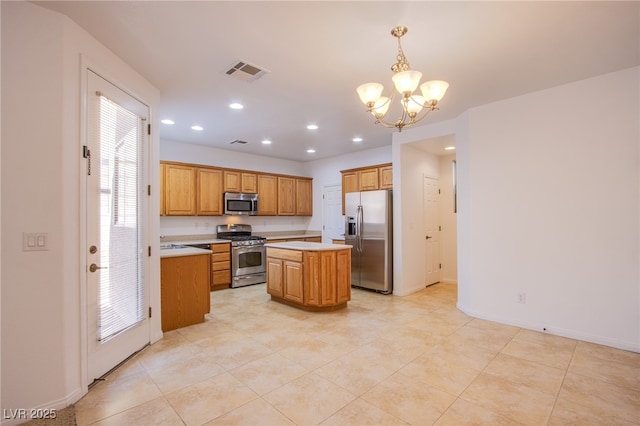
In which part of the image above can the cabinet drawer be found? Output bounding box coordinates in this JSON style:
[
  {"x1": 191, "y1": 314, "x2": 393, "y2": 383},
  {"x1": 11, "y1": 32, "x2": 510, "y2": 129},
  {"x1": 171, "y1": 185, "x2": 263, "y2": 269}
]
[
  {"x1": 211, "y1": 252, "x2": 230, "y2": 262},
  {"x1": 210, "y1": 243, "x2": 230, "y2": 253},
  {"x1": 212, "y1": 270, "x2": 231, "y2": 284},
  {"x1": 268, "y1": 248, "x2": 303, "y2": 262},
  {"x1": 212, "y1": 260, "x2": 230, "y2": 271}
]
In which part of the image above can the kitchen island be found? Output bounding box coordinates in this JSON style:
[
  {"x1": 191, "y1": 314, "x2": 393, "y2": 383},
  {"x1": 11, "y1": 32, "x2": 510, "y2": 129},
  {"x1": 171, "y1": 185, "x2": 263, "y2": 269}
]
[{"x1": 265, "y1": 241, "x2": 352, "y2": 311}]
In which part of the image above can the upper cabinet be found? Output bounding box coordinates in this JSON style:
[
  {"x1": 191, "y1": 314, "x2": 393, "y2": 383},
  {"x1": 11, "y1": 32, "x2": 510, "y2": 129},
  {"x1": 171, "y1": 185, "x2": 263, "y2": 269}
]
[
  {"x1": 340, "y1": 163, "x2": 392, "y2": 214},
  {"x1": 224, "y1": 170, "x2": 257, "y2": 193},
  {"x1": 277, "y1": 177, "x2": 296, "y2": 215},
  {"x1": 160, "y1": 161, "x2": 311, "y2": 217},
  {"x1": 257, "y1": 174, "x2": 278, "y2": 215},
  {"x1": 296, "y1": 178, "x2": 313, "y2": 216},
  {"x1": 196, "y1": 167, "x2": 223, "y2": 215},
  {"x1": 164, "y1": 163, "x2": 196, "y2": 216}
]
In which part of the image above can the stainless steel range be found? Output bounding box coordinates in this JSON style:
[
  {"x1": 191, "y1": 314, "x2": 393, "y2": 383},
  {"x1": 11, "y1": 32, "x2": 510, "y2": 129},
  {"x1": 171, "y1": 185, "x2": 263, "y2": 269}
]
[{"x1": 216, "y1": 224, "x2": 266, "y2": 288}]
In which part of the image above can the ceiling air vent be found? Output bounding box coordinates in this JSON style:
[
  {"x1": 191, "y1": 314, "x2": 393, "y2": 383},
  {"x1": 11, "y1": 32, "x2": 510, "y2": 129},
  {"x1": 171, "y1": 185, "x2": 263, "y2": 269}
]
[
  {"x1": 229, "y1": 139, "x2": 248, "y2": 145},
  {"x1": 225, "y1": 61, "x2": 269, "y2": 82}
]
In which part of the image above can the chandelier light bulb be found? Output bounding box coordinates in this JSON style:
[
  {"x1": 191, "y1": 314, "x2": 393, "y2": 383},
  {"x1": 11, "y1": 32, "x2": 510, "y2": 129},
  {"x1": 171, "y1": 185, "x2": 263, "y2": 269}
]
[
  {"x1": 370, "y1": 96, "x2": 390, "y2": 118},
  {"x1": 421, "y1": 80, "x2": 450, "y2": 102},
  {"x1": 406, "y1": 95, "x2": 425, "y2": 115},
  {"x1": 357, "y1": 83, "x2": 384, "y2": 105},
  {"x1": 392, "y1": 70, "x2": 422, "y2": 95}
]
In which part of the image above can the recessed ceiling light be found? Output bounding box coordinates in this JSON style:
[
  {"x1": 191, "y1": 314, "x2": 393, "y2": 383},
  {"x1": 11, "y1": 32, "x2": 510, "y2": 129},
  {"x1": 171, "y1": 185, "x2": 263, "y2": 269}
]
[
  {"x1": 306, "y1": 149, "x2": 316, "y2": 153},
  {"x1": 306, "y1": 124, "x2": 318, "y2": 130},
  {"x1": 261, "y1": 139, "x2": 272, "y2": 145},
  {"x1": 229, "y1": 103, "x2": 244, "y2": 110},
  {"x1": 161, "y1": 119, "x2": 175, "y2": 125},
  {"x1": 191, "y1": 125, "x2": 204, "y2": 131},
  {"x1": 352, "y1": 137, "x2": 363, "y2": 143},
  {"x1": 445, "y1": 146, "x2": 456, "y2": 150}
]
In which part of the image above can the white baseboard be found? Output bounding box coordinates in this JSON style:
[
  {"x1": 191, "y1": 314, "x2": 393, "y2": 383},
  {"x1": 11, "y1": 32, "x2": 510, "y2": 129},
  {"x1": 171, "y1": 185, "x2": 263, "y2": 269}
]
[
  {"x1": 1, "y1": 387, "x2": 85, "y2": 426},
  {"x1": 457, "y1": 301, "x2": 640, "y2": 353}
]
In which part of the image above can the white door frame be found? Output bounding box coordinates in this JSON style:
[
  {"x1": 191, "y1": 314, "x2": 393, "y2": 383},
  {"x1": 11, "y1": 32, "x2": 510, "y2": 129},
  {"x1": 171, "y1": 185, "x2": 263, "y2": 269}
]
[{"x1": 79, "y1": 59, "x2": 154, "y2": 390}]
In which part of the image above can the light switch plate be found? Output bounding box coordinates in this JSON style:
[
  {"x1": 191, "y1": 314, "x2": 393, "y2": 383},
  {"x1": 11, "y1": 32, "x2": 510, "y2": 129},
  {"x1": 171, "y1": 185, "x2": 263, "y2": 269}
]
[{"x1": 23, "y1": 232, "x2": 48, "y2": 251}]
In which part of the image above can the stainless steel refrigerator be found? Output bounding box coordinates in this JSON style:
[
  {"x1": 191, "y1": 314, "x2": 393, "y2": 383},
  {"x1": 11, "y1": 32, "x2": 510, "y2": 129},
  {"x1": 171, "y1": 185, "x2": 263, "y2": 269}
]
[{"x1": 345, "y1": 189, "x2": 393, "y2": 294}]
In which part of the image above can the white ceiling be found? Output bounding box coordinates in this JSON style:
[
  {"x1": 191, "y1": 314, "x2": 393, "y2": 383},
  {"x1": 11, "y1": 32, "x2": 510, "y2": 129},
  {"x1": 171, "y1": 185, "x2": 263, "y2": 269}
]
[{"x1": 33, "y1": 1, "x2": 639, "y2": 162}]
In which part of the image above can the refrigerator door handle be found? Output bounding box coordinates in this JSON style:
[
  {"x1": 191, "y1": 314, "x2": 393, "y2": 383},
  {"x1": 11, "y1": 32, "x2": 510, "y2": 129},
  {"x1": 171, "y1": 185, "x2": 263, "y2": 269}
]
[{"x1": 357, "y1": 205, "x2": 363, "y2": 253}]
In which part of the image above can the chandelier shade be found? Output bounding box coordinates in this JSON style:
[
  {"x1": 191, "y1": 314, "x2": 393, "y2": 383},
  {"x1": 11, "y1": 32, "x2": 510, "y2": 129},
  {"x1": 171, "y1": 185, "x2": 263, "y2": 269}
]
[{"x1": 357, "y1": 26, "x2": 449, "y2": 131}]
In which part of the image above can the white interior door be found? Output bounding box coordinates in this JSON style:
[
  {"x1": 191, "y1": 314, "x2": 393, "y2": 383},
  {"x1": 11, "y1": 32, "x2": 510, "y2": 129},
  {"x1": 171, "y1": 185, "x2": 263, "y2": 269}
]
[
  {"x1": 424, "y1": 176, "x2": 441, "y2": 286},
  {"x1": 322, "y1": 184, "x2": 343, "y2": 243},
  {"x1": 86, "y1": 70, "x2": 150, "y2": 381}
]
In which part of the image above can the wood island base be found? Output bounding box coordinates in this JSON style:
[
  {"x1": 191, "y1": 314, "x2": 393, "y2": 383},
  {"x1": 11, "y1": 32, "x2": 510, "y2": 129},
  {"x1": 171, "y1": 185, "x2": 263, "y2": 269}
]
[
  {"x1": 265, "y1": 242, "x2": 352, "y2": 311},
  {"x1": 269, "y1": 295, "x2": 348, "y2": 312}
]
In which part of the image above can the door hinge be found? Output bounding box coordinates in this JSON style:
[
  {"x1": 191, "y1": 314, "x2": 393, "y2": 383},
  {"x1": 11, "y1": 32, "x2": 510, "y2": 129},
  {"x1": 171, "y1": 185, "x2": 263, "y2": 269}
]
[
  {"x1": 147, "y1": 124, "x2": 151, "y2": 135},
  {"x1": 439, "y1": 225, "x2": 441, "y2": 231},
  {"x1": 439, "y1": 263, "x2": 442, "y2": 269},
  {"x1": 148, "y1": 307, "x2": 152, "y2": 318},
  {"x1": 148, "y1": 246, "x2": 151, "y2": 256},
  {"x1": 438, "y1": 189, "x2": 441, "y2": 194},
  {"x1": 148, "y1": 185, "x2": 151, "y2": 196}
]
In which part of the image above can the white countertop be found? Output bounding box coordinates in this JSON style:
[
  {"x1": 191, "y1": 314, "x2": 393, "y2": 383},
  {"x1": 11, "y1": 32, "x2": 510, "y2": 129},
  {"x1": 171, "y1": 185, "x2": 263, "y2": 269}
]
[
  {"x1": 160, "y1": 246, "x2": 213, "y2": 258},
  {"x1": 168, "y1": 239, "x2": 229, "y2": 246},
  {"x1": 265, "y1": 241, "x2": 352, "y2": 251}
]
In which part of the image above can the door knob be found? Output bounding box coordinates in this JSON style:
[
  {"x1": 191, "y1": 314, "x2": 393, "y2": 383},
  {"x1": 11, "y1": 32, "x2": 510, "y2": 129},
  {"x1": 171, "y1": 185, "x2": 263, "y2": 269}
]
[
  {"x1": 425, "y1": 236, "x2": 432, "y2": 240},
  {"x1": 89, "y1": 263, "x2": 107, "y2": 272}
]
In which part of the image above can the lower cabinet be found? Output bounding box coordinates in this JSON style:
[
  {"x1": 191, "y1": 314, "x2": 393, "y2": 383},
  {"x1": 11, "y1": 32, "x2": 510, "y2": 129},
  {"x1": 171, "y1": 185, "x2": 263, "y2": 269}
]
[
  {"x1": 210, "y1": 242, "x2": 231, "y2": 291},
  {"x1": 160, "y1": 254, "x2": 211, "y2": 331}
]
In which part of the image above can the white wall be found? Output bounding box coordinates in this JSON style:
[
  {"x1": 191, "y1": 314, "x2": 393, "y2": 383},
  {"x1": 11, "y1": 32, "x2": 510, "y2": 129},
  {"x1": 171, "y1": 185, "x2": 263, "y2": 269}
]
[
  {"x1": 1, "y1": 1, "x2": 161, "y2": 415},
  {"x1": 457, "y1": 66, "x2": 639, "y2": 351},
  {"x1": 393, "y1": 68, "x2": 639, "y2": 351}
]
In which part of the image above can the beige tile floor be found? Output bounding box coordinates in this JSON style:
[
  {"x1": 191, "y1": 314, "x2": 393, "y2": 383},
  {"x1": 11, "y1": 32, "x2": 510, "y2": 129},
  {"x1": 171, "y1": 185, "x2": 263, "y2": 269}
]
[{"x1": 76, "y1": 283, "x2": 640, "y2": 426}]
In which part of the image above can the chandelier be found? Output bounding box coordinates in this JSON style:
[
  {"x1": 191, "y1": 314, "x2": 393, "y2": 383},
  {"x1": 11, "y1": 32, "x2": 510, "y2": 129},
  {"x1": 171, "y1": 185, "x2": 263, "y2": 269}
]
[{"x1": 357, "y1": 26, "x2": 449, "y2": 132}]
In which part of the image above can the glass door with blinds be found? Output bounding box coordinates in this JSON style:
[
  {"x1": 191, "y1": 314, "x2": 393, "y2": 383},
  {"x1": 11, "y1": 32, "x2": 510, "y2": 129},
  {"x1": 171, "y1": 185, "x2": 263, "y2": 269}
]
[{"x1": 86, "y1": 70, "x2": 150, "y2": 382}]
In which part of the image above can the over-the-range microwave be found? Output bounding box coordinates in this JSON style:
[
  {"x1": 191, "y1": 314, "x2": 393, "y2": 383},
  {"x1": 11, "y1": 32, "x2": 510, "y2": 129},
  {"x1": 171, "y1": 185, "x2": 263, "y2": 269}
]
[{"x1": 224, "y1": 192, "x2": 259, "y2": 215}]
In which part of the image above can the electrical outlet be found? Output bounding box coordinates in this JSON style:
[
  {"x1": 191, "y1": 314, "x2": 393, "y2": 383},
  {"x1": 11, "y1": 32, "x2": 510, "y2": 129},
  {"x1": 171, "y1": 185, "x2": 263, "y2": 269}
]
[{"x1": 517, "y1": 292, "x2": 526, "y2": 304}]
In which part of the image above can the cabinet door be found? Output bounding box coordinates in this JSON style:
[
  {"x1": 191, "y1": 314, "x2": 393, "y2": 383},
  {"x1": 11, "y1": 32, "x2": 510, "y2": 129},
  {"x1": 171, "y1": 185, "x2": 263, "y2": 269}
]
[
  {"x1": 379, "y1": 165, "x2": 393, "y2": 189},
  {"x1": 223, "y1": 170, "x2": 241, "y2": 192},
  {"x1": 336, "y1": 249, "x2": 351, "y2": 303},
  {"x1": 266, "y1": 257, "x2": 283, "y2": 297},
  {"x1": 303, "y1": 252, "x2": 320, "y2": 306},
  {"x1": 319, "y1": 251, "x2": 337, "y2": 305},
  {"x1": 296, "y1": 178, "x2": 313, "y2": 216},
  {"x1": 196, "y1": 168, "x2": 223, "y2": 215},
  {"x1": 278, "y1": 176, "x2": 296, "y2": 215},
  {"x1": 341, "y1": 171, "x2": 358, "y2": 215},
  {"x1": 358, "y1": 168, "x2": 379, "y2": 191},
  {"x1": 165, "y1": 164, "x2": 196, "y2": 215},
  {"x1": 283, "y1": 260, "x2": 303, "y2": 303},
  {"x1": 257, "y1": 174, "x2": 278, "y2": 215},
  {"x1": 241, "y1": 173, "x2": 257, "y2": 193}
]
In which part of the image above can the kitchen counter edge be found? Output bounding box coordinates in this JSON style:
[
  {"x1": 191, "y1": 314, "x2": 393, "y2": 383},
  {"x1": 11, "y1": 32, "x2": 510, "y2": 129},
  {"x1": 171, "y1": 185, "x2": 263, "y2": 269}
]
[{"x1": 265, "y1": 241, "x2": 352, "y2": 251}]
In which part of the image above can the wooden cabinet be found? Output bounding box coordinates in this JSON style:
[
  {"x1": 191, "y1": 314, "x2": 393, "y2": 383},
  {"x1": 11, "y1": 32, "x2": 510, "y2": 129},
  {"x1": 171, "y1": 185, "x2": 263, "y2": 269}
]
[
  {"x1": 164, "y1": 163, "x2": 196, "y2": 216},
  {"x1": 379, "y1": 165, "x2": 393, "y2": 190},
  {"x1": 196, "y1": 168, "x2": 223, "y2": 215},
  {"x1": 159, "y1": 161, "x2": 311, "y2": 217},
  {"x1": 224, "y1": 171, "x2": 257, "y2": 193},
  {"x1": 266, "y1": 245, "x2": 351, "y2": 310},
  {"x1": 331, "y1": 239, "x2": 345, "y2": 245},
  {"x1": 358, "y1": 168, "x2": 379, "y2": 191},
  {"x1": 160, "y1": 254, "x2": 211, "y2": 331},
  {"x1": 278, "y1": 176, "x2": 296, "y2": 215},
  {"x1": 340, "y1": 163, "x2": 392, "y2": 214},
  {"x1": 210, "y1": 243, "x2": 231, "y2": 291},
  {"x1": 296, "y1": 178, "x2": 313, "y2": 216},
  {"x1": 257, "y1": 174, "x2": 278, "y2": 215}
]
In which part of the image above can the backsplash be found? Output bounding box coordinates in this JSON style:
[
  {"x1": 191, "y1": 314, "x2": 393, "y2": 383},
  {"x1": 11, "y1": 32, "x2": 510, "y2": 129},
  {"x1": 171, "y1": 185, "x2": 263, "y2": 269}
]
[{"x1": 160, "y1": 215, "x2": 313, "y2": 237}]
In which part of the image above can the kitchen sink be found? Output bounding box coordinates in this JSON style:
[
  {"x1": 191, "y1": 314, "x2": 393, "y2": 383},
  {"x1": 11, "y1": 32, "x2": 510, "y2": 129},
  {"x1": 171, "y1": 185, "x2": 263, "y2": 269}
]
[{"x1": 160, "y1": 243, "x2": 187, "y2": 249}]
